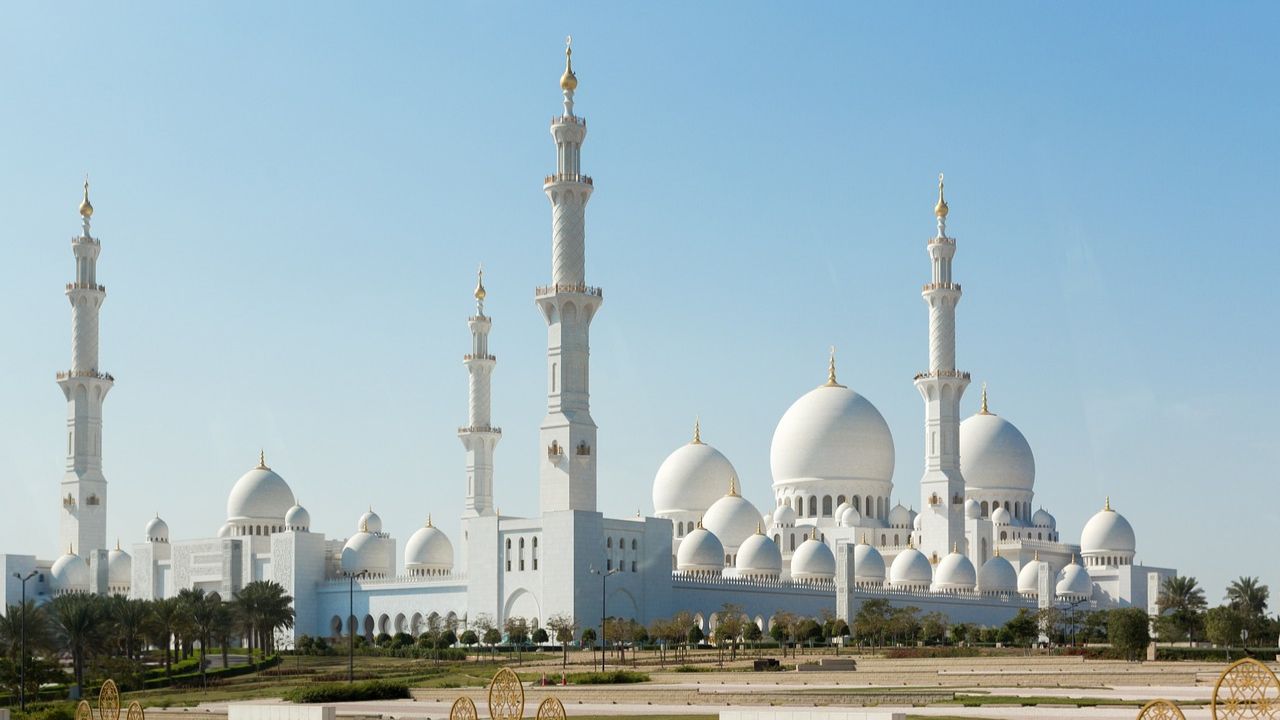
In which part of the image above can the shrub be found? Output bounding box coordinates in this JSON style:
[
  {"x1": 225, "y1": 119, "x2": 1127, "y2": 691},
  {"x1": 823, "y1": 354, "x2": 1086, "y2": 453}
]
[
  {"x1": 565, "y1": 670, "x2": 649, "y2": 685},
  {"x1": 283, "y1": 680, "x2": 410, "y2": 703},
  {"x1": 15, "y1": 703, "x2": 77, "y2": 720}
]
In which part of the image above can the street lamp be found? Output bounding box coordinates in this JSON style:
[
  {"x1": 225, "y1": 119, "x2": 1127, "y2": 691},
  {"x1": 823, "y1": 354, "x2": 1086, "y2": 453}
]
[
  {"x1": 11, "y1": 570, "x2": 38, "y2": 712},
  {"x1": 589, "y1": 566, "x2": 619, "y2": 672},
  {"x1": 345, "y1": 570, "x2": 368, "y2": 683}
]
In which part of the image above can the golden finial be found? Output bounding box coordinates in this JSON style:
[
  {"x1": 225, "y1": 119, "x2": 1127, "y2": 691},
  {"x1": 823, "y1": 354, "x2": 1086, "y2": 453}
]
[
  {"x1": 68, "y1": 543, "x2": 74, "y2": 555},
  {"x1": 1034, "y1": 550, "x2": 1040, "y2": 561},
  {"x1": 560, "y1": 35, "x2": 578, "y2": 91},
  {"x1": 474, "y1": 263, "x2": 486, "y2": 301},
  {"x1": 1104, "y1": 496, "x2": 1112, "y2": 511},
  {"x1": 727, "y1": 475, "x2": 739, "y2": 497},
  {"x1": 257, "y1": 450, "x2": 267, "y2": 469},
  {"x1": 993, "y1": 545, "x2": 1000, "y2": 557},
  {"x1": 696, "y1": 517, "x2": 703, "y2": 529},
  {"x1": 79, "y1": 176, "x2": 93, "y2": 219},
  {"x1": 116, "y1": 538, "x2": 121, "y2": 551},
  {"x1": 934, "y1": 173, "x2": 948, "y2": 219},
  {"x1": 860, "y1": 533, "x2": 867, "y2": 545},
  {"x1": 825, "y1": 346, "x2": 839, "y2": 386},
  {"x1": 1071, "y1": 553, "x2": 1078, "y2": 565},
  {"x1": 426, "y1": 514, "x2": 433, "y2": 528},
  {"x1": 692, "y1": 416, "x2": 703, "y2": 444},
  {"x1": 980, "y1": 382, "x2": 990, "y2": 414},
  {"x1": 907, "y1": 536, "x2": 914, "y2": 549},
  {"x1": 756, "y1": 522, "x2": 763, "y2": 535},
  {"x1": 359, "y1": 518, "x2": 369, "y2": 533},
  {"x1": 952, "y1": 542, "x2": 959, "y2": 553}
]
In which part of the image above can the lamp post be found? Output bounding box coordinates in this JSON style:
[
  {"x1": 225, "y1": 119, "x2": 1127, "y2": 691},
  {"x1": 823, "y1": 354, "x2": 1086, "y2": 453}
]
[
  {"x1": 346, "y1": 570, "x2": 368, "y2": 683},
  {"x1": 12, "y1": 570, "x2": 38, "y2": 712},
  {"x1": 589, "y1": 566, "x2": 618, "y2": 672}
]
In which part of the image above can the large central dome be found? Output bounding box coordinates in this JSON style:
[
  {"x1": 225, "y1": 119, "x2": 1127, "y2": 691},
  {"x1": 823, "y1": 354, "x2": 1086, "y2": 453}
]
[
  {"x1": 770, "y1": 383, "x2": 895, "y2": 485},
  {"x1": 227, "y1": 457, "x2": 296, "y2": 523}
]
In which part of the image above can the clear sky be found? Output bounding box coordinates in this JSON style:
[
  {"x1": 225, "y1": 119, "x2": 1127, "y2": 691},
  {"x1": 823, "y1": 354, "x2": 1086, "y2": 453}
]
[{"x1": 1, "y1": 3, "x2": 1275, "y2": 605}]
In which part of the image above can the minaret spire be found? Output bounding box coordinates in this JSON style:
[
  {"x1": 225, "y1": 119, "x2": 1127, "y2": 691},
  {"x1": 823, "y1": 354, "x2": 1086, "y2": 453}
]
[
  {"x1": 460, "y1": 265, "x2": 500, "y2": 517},
  {"x1": 59, "y1": 177, "x2": 113, "y2": 558},
  {"x1": 560, "y1": 35, "x2": 578, "y2": 116}
]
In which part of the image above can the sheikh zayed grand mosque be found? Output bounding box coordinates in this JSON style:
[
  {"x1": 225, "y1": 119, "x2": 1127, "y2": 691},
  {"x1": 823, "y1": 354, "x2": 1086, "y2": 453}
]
[{"x1": 1, "y1": 42, "x2": 1178, "y2": 643}]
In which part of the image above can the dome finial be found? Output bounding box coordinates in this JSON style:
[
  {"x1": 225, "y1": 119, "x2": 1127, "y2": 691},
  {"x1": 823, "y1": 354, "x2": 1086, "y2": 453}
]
[
  {"x1": 980, "y1": 382, "x2": 990, "y2": 414},
  {"x1": 474, "y1": 263, "x2": 487, "y2": 307},
  {"x1": 560, "y1": 35, "x2": 578, "y2": 93},
  {"x1": 426, "y1": 513, "x2": 433, "y2": 528},
  {"x1": 824, "y1": 346, "x2": 845, "y2": 387},
  {"x1": 692, "y1": 415, "x2": 703, "y2": 444},
  {"x1": 1034, "y1": 550, "x2": 1040, "y2": 561},
  {"x1": 116, "y1": 538, "x2": 120, "y2": 551},
  {"x1": 696, "y1": 516, "x2": 703, "y2": 529},
  {"x1": 907, "y1": 536, "x2": 914, "y2": 549},
  {"x1": 727, "y1": 474, "x2": 739, "y2": 497},
  {"x1": 257, "y1": 449, "x2": 268, "y2": 470},
  {"x1": 952, "y1": 541, "x2": 959, "y2": 553},
  {"x1": 1104, "y1": 496, "x2": 1112, "y2": 511},
  {"x1": 756, "y1": 521, "x2": 763, "y2": 535},
  {"x1": 934, "y1": 172, "x2": 948, "y2": 219},
  {"x1": 79, "y1": 175, "x2": 94, "y2": 219},
  {"x1": 993, "y1": 544, "x2": 1000, "y2": 557}
]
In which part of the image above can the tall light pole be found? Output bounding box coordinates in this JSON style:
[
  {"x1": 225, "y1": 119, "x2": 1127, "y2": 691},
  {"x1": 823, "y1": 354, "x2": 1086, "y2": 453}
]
[
  {"x1": 12, "y1": 570, "x2": 38, "y2": 712},
  {"x1": 589, "y1": 566, "x2": 618, "y2": 672},
  {"x1": 346, "y1": 570, "x2": 367, "y2": 683}
]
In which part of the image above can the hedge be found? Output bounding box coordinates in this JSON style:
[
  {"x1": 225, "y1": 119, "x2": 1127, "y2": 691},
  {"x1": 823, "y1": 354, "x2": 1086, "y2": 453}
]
[
  {"x1": 565, "y1": 670, "x2": 649, "y2": 684},
  {"x1": 282, "y1": 680, "x2": 410, "y2": 703}
]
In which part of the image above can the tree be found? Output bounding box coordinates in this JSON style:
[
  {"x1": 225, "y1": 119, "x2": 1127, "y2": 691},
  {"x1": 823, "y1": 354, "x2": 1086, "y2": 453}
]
[
  {"x1": 887, "y1": 607, "x2": 921, "y2": 646},
  {"x1": 546, "y1": 613, "x2": 578, "y2": 668},
  {"x1": 1226, "y1": 577, "x2": 1271, "y2": 639},
  {"x1": 531, "y1": 628, "x2": 549, "y2": 644},
  {"x1": 48, "y1": 593, "x2": 109, "y2": 698},
  {"x1": 1204, "y1": 606, "x2": 1244, "y2": 648},
  {"x1": 460, "y1": 629, "x2": 479, "y2": 652},
  {"x1": 1108, "y1": 608, "x2": 1151, "y2": 661},
  {"x1": 230, "y1": 580, "x2": 295, "y2": 655},
  {"x1": 742, "y1": 621, "x2": 763, "y2": 653},
  {"x1": 483, "y1": 627, "x2": 502, "y2": 646},
  {"x1": 580, "y1": 626, "x2": 597, "y2": 666},
  {"x1": 1157, "y1": 576, "x2": 1206, "y2": 642},
  {"x1": 147, "y1": 597, "x2": 182, "y2": 676},
  {"x1": 769, "y1": 610, "x2": 794, "y2": 656},
  {"x1": 1003, "y1": 609, "x2": 1038, "y2": 648},
  {"x1": 714, "y1": 604, "x2": 745, "y2": 660},
  {"x1": 852, "y1": 600, "x2": 891, "y2": 648},
  {"x1": 921, "y1": 612, "x2": 949, "y2": 645},
  {"x1": 504, "y1": 616, "x2": 529, "y2": 646}
]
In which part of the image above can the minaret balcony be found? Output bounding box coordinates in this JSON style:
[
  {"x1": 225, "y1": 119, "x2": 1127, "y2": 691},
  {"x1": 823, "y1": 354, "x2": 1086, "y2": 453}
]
[
  {"x1": 913, "y1": 369, "x2": 971, "y2": 381},
  {"x1": 458, "y1": 424, "x2": 502, "y2": 435},
  {"x1": 535, "y1": 283, "x2": 602, "y2": 298},
  {"x1": 66, "y1": 282, "x2": 106, "y2": 292},
  {"x1": 551, "y1": 115, "x2": 586, "y2": 127},
  {"x1": 922, "y1": 282, "x2": 961, "y2": 292},
  {"x1": 71, "y1": 235, "x2": 100, "y2": 246},
  {"x1": 463, "y1": 353, "x2": 496, "y2": 362},
  {"x1": 56, "y1": 369, "x2": 114, "y2": 381},
  {"x1": 928, "y1": 236, "x2": 956, "y2": 247},
  {"x1": 543, "y1": 173, "x2": 593, "y2": 186}
]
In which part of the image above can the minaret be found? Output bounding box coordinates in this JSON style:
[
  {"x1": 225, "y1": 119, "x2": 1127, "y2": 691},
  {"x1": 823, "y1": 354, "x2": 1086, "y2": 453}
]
[
  {"x1": 57, "y1": 179, "x2": 112, "y2": 556},
  {"x1": 913, "y1": 174, "x2": 970, "y2": 561},
  {"x1": 459, "y1": 266, "x2": 500, "y2": 517},
  {"x1": 537, "y1": 37, "x2": 602, "y2": 514}
]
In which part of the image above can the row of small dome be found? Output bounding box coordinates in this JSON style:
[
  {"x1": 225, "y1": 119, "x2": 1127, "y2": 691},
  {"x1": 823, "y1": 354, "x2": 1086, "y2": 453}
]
[
  {"x1": 48, "y1": 541, "x2": 133, "y2": 595},
  {"x1": 675, "y1": 523, "x2": 1093, "y2": 598}
]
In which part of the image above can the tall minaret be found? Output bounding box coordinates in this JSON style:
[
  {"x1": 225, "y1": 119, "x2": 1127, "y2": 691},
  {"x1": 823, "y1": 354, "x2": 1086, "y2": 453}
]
[
  {"x1": 914, "y1": 174, "x2": 970, "y2": 562},
  {"x1": 537, "y1": 37, "x2": 602, "y2": 514},
  {"x1": 459, "y1": 266, "x2": 500, "y2": 517},
  {"x1": 57, "y1": 179, "x2": 112, "y2": 556}
]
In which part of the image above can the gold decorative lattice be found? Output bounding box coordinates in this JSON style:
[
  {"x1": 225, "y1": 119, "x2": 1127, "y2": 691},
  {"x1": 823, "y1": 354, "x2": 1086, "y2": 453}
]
[
  {"x1": 126, "y1": 701, "x2": 145, "y2": 720},
  {"x1": 535, "y1": 697, "x2": 566, "y2": 720},
  {"x1": 449, "y1": 697, "x2": 478, "y2": 720},
  {"x1": 75, "y1": 700, "x2": 93, "y2": 720},
  {"x1": 98, "y1": 679, "x2": 121, "y2": 720},
  {"x1": 487, "y1": 667, "x2": 524, "y2": 720},
  {"x1": 1212, "y1": 658, "x2": 1280, "y2": 719},
  {"x1": 1137, "y1": 699, "x2": 1187, "y2": 720}
]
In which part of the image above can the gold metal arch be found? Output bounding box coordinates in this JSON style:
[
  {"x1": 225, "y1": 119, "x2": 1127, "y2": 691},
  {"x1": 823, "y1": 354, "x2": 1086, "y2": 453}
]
[
  {"x1": 126, "y1": 701, "x2": 145, "y2": 720},
  {"x1": 449, "y1": 697, "x2": 478, "y2": 720},
  {"x1": 75, "y1": 701, "x2": 93, "y2": 720},
  {"x1": 1136, "y1": 699, "x2": 1187, "y2": 720},
  {"x1": 535, "y1": 697, "x2": 566, "y2": 720},
  {"x1": 1212, "y1": 657, "x2": 1280, "y2": 719},
  {"x1": 98, "y1": 679, "x2": 121, "y2": 720},
  {"x1": 487, "y1": 667, "x2": 525, "y2": 720}
]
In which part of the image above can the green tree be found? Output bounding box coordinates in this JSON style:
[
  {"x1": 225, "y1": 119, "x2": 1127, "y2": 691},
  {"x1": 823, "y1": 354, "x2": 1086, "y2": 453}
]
[
  {"x1": 1108, "y1": 608, "x2": 1151, "y2": 661},
  {"x1": 1226, "y1": 576, "x2": 1270, "y2": 639},
  {"x1": 230, "y1": 580, "x2": 295, "y2": 655},
  {"x1": 460, "y1": 629, "x2": 479, "y2": 651},
  {"x1": 147, "y1": 597, "x2": 182, "y2": 676},
  {"x1": 1156, "y1": 576, "x2": 1206, "y2": 642},
  {"x1": 852, "y1": 600, "x2": 891, "y2": 648},
  {"x1": 1003, "y1": 609, "x2": 1039, "y2": 647},
  {"x1": 714, "y1": 604, "x2": 745, "y2": 660},
  {"x1": 546, "y1": 613, "x2": 577, "y2": 668},
  {"x1": 921, "y1": 612, "x2": 948, "y2": 645},
  {"x1": 483, "y1": 627, "x2": 502, "y2": 646},
  {"x1": 1204, "y1": 606, "x2": 1244, "y2": 648},
  {"x1": 504, "y1": 616, "x2": 529, "y2": 646},
  {"x1": 48, "y1": 593, "x2": 109, "y2": 697}
]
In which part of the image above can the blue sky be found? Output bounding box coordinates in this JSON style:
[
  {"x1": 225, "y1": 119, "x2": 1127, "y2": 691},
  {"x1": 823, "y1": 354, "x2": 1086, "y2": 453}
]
[{"x1": 1, "y1": 3, "x2": 1275, "y2": 604}]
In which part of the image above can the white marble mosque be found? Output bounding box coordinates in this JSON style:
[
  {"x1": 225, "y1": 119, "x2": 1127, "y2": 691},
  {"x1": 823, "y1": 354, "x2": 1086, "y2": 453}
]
[{"x1": 1, "y1": 41, "x2": 1177, "y2": 643}]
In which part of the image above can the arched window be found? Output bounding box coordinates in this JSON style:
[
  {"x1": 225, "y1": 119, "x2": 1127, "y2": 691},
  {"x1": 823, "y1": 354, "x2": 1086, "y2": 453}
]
[
  {"x1": 789, "y1": 534, "x2": 795, "y2": 551},
  {"x1": 822, "y1": 496, "x2": 833, "y2": 517},
  {"x1": 808, "y1": 496, "x2": 817, "y2": 516},
  {"x1": 981, "y1": 500, "x2": 989, "y2": 517},
  {"x1": 852, "y1": 496, "x2": 861, "y2": 513},
  {"x1": 794, "y1": 496, "x2": 803, "y2": 515},
  {"x1": 519, "y1": 537, "x2": 526, "y2": 571},
  {"x1": 607, "y1": 537, "x2": 613, "y2": 548},
  {"x1": 677, "y1": 521, "x2": 684, "y2": 536},
  {"x1": 773, "y1": 534, "x2": 781, "y2": 546},
  {"x1": 606, "y1": 559, "x2": 612, "y2": 570},
  {"x1": 894, "y1": 534, "x2": 899, "y2": 546},
  {"x1": 631, "y1": 539, "x2": 638, "y2": 550},
  {"x1": 999, "y1": 531, "x2": 1007, "y2": 541},
  {"x1": 880, "y1": 534, "x2": 887, "y2": 545},
  {"x1": 837, "y1": 494, "x2": 846, "y2": 506}
]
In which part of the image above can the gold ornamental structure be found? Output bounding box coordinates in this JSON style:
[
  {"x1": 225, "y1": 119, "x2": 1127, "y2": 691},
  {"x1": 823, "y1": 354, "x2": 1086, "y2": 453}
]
[
  {"x1": 449, "y1": 668, "x2": 568, "y2": 720},
  {"x1": 1211, "y1": 657, "x2": 1279, "y2": 719},
  {"x1": 1135, "y1": 699, "x2": 1186, "y2": 720},
  {"x1": 75, "y1": 680, "x2": 144, "y2": 720}
]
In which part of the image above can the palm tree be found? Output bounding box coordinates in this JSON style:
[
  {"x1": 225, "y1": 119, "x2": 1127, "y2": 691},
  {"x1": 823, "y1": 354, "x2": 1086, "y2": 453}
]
[
  {"x1": 108, "y1": 596, "x2": 150, "y2": 661},
  {"x1": 147, "y1": 597, "x2": 182, "y2": 676},
  {"x1": 1158, "y1": 576, "x2": 1207, "y2": 641},
  {"x1": 232, "y1": 581, "x2": 295, "y2": 656},
  {"x1": 184, "y1": 590, "x2": 218, "y2": 687},
  {"x1": 0, "y1": 601, "x2": 56, "y2": 661},
  {"x1": 1226, "y1": 577, "x2": 1270, "y2": 617},
  {"x1": 47, "y1": 594, "x2": 108, "y2": 698}
]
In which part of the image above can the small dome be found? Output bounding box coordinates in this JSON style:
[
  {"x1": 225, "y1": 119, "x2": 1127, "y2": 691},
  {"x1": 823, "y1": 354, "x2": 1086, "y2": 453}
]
[
  {"x1": 145, "y1": 514, "x2": 169, "y2": 542},
  {"x1": 405, "y1": 518, "x2": 453, "y2": 574},
  {"x1": 978, "y1": 553, "x2": 1018, "y2": 594},
  {"x1": 340, "y1": 531, "x2": 379, "y2": 576},
  {"x1": 964, "y1": 498, "x2": 982, "y2": 519},
  {"x1": 735, "y1": 531, "x2": 782, "y2": 578},
  {"x1": 227, "y1": 458, "x2": 296, "y2": 523},
  {"x1": 107, "y1": 544, "x2": 132, "y2": 590},
  {"x1": 358, "y1": 508, "x2": 383, "y2": 534},
  {"x1": 1080, "y1": 500, "x2": 1135, "y2": 556},
  {"x1": 702, "y1": 481, "x2": 760, "y2": 553},
  {"x1": 991, "y1": 506, "x2": 1012, "y2": 525},
  {"x1": 790, "y1": 535, "x2": 836, "y2": 581},
  {"x1": 889, "y1": 547, "x2": 933, "y2": 587},
  {"x1": 770, "y1": 383, "x2": 895, "y2": 486},
  {"x1": 676, "y1": 525, "x2": 725, "y2": 574},
  {"x1": 217, "y1": 522, "x2": 231, "y2": 538},
  {"x1": 652, "y1": 440, "x2": 739, "y2": 516},
  {"x1": 772, "y1": 504, "x2": 797, "y2": 527},
  {"x1": 285, "y1": 504, "x2": 311, "y2": 531},
  {"x1": 1031, "y1": 507, "x2": 1056, "y2": 529},
  {"x1": 833, "y1": 501, "x2": 852, "y2": 519},
  {"x1": 888, "y1": 503, "x2": 912, "y2": 528},
  {"x1": 933, "y1": 549, "x2": 977, "y2": 591},
  {"x1": 1056, "y1": 558, "x2": 1093, "y2": 598},
  {"x1": 853, "y1": 541, "x2": 886, "y2": 583},
  {"x1": 839, "y1": 506, "x2": 862, "y2": 528},
  {"x1": 50, "y1": 550, "x2": 89, "y2": 595},
  {"x1": 912, "y1": 513, "x2": 924, "y2": 531},
  {"x1": 960, "y1": 411, "x2": 1036, "y2": 493},
  {"x1": 1017, "y1": 558, "x2": 1044, "y2": 595}
]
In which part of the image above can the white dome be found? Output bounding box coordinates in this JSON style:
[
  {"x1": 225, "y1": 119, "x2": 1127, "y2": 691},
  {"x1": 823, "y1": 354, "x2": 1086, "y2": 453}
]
[
  {"x1": 912, "y1": 513, "x2": 924, "y2": 531},
  {"x1": 676, "y1": 525, "x2": 725, "y2": 574},
  {"x1": 933, "y1": 549, "x2": 977, "y2": 591},
  {"x1": 702, "y1": 484, "x2": 760, "y2": 553},
  {"x1": 1031, "y1": 507, "x2": 1056, "y2": 529},
  {"x1": 888, "y1": 503, "x2": 912, "y2": 528},
  {"x1": 978, "y1": 553, "x2": 1018, "y2": 594},
  {"x1": 1056, "y1": 559, "x2": 1094, "y2": 598},
  {"x1": 285, "y1": 504, "x2": 310, "y2": 530},
  {"x1": 145, "y1": 514, "x2": 169, "y2": 542},
  {"x1": 227, "y1": 461, "x2": 295, "y2": 523},
  {"x1": 964, "y1": 498, "x2": 982, "y2": 519},
  {"x1": 358, "y1": 508, "x2": 383, "y2": 534},
  {"x1": 839, "y1": 506, "x2": 862, "y2": 527},
  {"x1": 770, "y1": 383, "x2": 895, "y2": 485},
  {"x1": 833, "y1": 501, "x2": 851, "y2": 519},
  {"x1": 217, "y1": 522, "x2": 231, "y2": 538},
  {"x1": 50, "y1": 551, "x2": 89, "y2": 594},
  {"x1": 1017, "y1": 558, "x2": 1044, "y2": 594},
  {"x1": 1080, "y1": 501, "x2": 1136, "y2": 556},
  {"x1": 790, "y1": 535, "x2": 836, "y2": 581},
  {"x1": 853, "y1": 541, "x2": 886, "y2": 583},
  {"x1": 991, "y1": 506, "x2": 1012, "y2": 525},
  {"x1": 340, "y1": 531, "x2": 379, "y2": 576},
  {"x1": 959, "y1": 411, "x2": 1035, "y2": 492},
  {"x1": 652, "y1": 438, "x2": 738, "y2": 516},
  {"x1": 405, "y1": 519, "x2": 453, "y2": 573},
  {"x1": 734, "y1": 531, "x2": 782, "y2": 578},
  {"x1": 889, "y1": 547, "x2": 933, "y2": 587},
  {"x1": 107, "y1": 545, "x2": 132, "y2": 590},
  {"x1": 772, "y1": 504, "x2": 797, "y2": 527}
]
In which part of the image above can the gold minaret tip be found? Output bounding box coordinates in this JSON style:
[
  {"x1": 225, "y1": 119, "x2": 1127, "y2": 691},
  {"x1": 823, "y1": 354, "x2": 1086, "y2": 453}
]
[
  {"x1": 692, "y1": 416, "x2": 703, "y2": 444},
  {"x1": 860, "y1": 533, "x2": 867, "y2": 545},
  {"x1": 79, "y1": 176, "x2": 93, "y2": 219},
  {"x1": 68, "y1": 543, "x2": 74, "y2": 555},
  {"x1": 474, "y1": 264, "x2": 486, "y2": 301},
  {"x1": 934, "y1": 173, "x2": 948, "y2": 219},
  {"x1": 560, "y1": 35, "x2": 578, "y2": 91},
  {"x1": 980, "y1": 382, "x2": 990, "y2": 414},
  {"x1": 907, "y1": 536, "x2": 915, "y2": 549},
  {"x1": 116, "y1": 538, "x2": 121, "y2": 551}
]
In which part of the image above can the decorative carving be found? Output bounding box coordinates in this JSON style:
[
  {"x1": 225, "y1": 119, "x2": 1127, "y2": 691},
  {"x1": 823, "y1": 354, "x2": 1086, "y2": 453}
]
[
  {"x1": 1136, "y1": 699, "x2": 1186, "y2": 719},
  {"x1": 98, "y1": 678, "x2": 121, "y2": 720},
  {"x1": 449, "y1": 697, "x2": 478, "y2": 720},
  {"x1": 75, "y1": 701, "x2": 92, "y2": 720},
  {"x1": 536, "y1": 697, "x2": 566, "y2": 720},
  {"x1": 126, "y1": 702, "x2": 144, "y2": 720},
  {"x1": 547, "y1": 440, "x2": 562, "y2": 458},
  {"x1": 1211, "y1": 657, "x2": 1279, "y2": 719},
  {"x1": 487, "y1": 667, "x2": 524, "y2": 720}
]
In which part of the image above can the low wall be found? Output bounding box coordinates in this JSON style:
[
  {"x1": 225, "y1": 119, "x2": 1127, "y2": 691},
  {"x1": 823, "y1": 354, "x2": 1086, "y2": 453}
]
[
  {"x1": 723, "y1": 710, "x2": 906, "y2": 720},
  {"x1": 228, "y1": 705, "x2": 335, "y2": 720}
]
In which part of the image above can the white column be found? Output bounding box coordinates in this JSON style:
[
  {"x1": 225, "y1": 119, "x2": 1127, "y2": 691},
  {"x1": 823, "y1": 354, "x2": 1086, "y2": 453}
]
[{"x1": 459, "y1": 270, "x2": 499, "y2": 518}]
